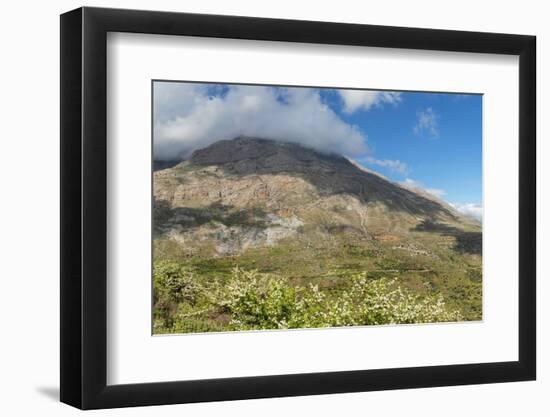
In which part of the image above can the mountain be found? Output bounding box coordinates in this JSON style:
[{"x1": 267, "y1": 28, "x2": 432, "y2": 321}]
[
  {"x1": 153, "y1": 137, "x2": 482, "y2": 321},
  {"x1": 154, "y1": 137, "x2": 478, "y2": 252}
]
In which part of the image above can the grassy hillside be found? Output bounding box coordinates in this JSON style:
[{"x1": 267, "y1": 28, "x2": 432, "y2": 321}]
[{"x1": 153, "y1": 219, "x2": 481, "y2": 333}]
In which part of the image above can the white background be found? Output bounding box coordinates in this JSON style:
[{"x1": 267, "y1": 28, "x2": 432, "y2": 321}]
[
  {"x1": 108, "y1": 33, "x2": 519, "y2": 384},
  {"x1": 0, "y1": 0, "x2": 546, "y2": 415}
]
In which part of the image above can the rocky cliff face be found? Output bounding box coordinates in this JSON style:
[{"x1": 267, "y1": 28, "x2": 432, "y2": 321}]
[
  {"x1": 153, "y1": 137, "x2": 479, "y2": 257},
  {"x1": 188, "y1": 138, "x2": 455, "y2": 217}
]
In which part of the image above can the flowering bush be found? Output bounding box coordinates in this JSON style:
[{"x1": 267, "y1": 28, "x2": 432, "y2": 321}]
[
  {"x1": 219, "y1": 268, "x2": 298, "y2": 329},
  {"x1": 153, "y1": 262, "x2": 462, "y2": 333},
  {"x1": 334, "y1": 274, "x2": 462, "y2": 325},
  {"x1": 153, "y1": 260, "x2": 200, "y2": 331},
  {"x1": 219, "y1": 268, "x2": 462, "y2": 330},
  {"x1": 153, "y1": 260, "x2": 198, "y2": 303}
]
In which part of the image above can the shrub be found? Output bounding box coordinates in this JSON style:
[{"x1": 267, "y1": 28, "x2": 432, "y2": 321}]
[
  {"x1": 217, "y1": 268, "x2": 462, "y2": 331},
  {"x1": 153, "y1": 260, "x2": 198, "y2": 303},
  {"x1": 153, "y1": 260, "x2": 200, "y2": 330},
  {"x1": 339, "y1": 274, "x2": 462, "y2": 325},
  {"x1": 219, "y1": 267, "x2": 298, "y2": 330}
]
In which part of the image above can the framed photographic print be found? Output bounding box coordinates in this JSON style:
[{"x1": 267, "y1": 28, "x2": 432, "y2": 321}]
[{"x1": 60, "y1": 7, "x2": 536, "y2": 409}]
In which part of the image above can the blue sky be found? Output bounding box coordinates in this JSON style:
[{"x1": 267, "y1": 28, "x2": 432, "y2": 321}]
[
  {"x1": 154, "y1": 81, "x2": 482, "y2": 219},
  {"x1": 324, "y1": 90, "x2": 483, "y2": 205}
]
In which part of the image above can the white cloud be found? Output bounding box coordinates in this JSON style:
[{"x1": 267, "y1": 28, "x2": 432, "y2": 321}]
[
  {"x1": 339, "y1": 90, "x2": 401, "y2": 114},
  {"x1": 450, "y1": 202, "x2": 483, "y2": 221},
  {"x1": 401, "y1": 179, "x2": 482, "y2": 222},
  {"x1": 425, "y1": 188, "x2": 447, "y2": 198},
  {"x1": 363, "y1": 156, "x2": 409, "y2": 175},
  {"x1": 401, "y1": 178, "x2": 446, "y2": 199},
  {"x1": 154, "y1": 83, "x2": 370, "y2": 160},
  {"x1": 414, "y1": 107, "x2": 439, "y2": 138}
]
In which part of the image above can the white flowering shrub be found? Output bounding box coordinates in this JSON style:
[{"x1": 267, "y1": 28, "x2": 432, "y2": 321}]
[
  {"x1": 153, "y1": 260, "x2": 200, "y2": 331},
  {"x1": 153, "y1": 260, "x2": 198, "y2": 303},
  {"x1": 218, "y1": 268, "x2": 462, "y2": 330},
  {"x1": 219, "y1": 267, "x2": 298, "y2": 329},
  {"x1": 331, "y1": 274, "x2": 462, "y2": 325},
  {"x1": 153, "y1": 262, "x2": 462, "y2": 333}
]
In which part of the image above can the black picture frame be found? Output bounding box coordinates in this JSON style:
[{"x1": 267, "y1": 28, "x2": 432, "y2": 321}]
[{"x1": 60, "y1": 6, "x2": 536, "y2": 410}]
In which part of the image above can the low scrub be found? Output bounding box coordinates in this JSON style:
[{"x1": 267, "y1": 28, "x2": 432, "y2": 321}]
[{"x1": 153, "y1": 260, "x2": 463, "y2": 334}]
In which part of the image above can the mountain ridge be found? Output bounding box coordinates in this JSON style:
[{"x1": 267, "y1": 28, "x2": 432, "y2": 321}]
[
  {"x1": 154, "y1": 137, "x2": 480, "y2": 257},
  {"x1": 157, "y1": 136, "x2": 472, "y2": 221}
]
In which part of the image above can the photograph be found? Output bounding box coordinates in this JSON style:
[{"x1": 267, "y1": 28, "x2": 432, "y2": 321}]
[
  {"x1": 0, "y1": 0, "x2": 542, "y2": 413},
  {"x1": 152, "y1": 81, "x2": 483, "y2": 335}
]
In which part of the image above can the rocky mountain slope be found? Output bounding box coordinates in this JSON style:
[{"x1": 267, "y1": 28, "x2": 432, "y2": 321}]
[{"x1": 154, "y1": 137, "x2": 479, "y2": 255}]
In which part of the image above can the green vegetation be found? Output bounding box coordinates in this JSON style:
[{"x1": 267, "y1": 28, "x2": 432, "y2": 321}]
[
  {"x1": 153, "y1": 260, "x2": 464, "y2": 334},
  {"x1": 153, "y1": 228, "x2": 482, "y2": 334}
]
